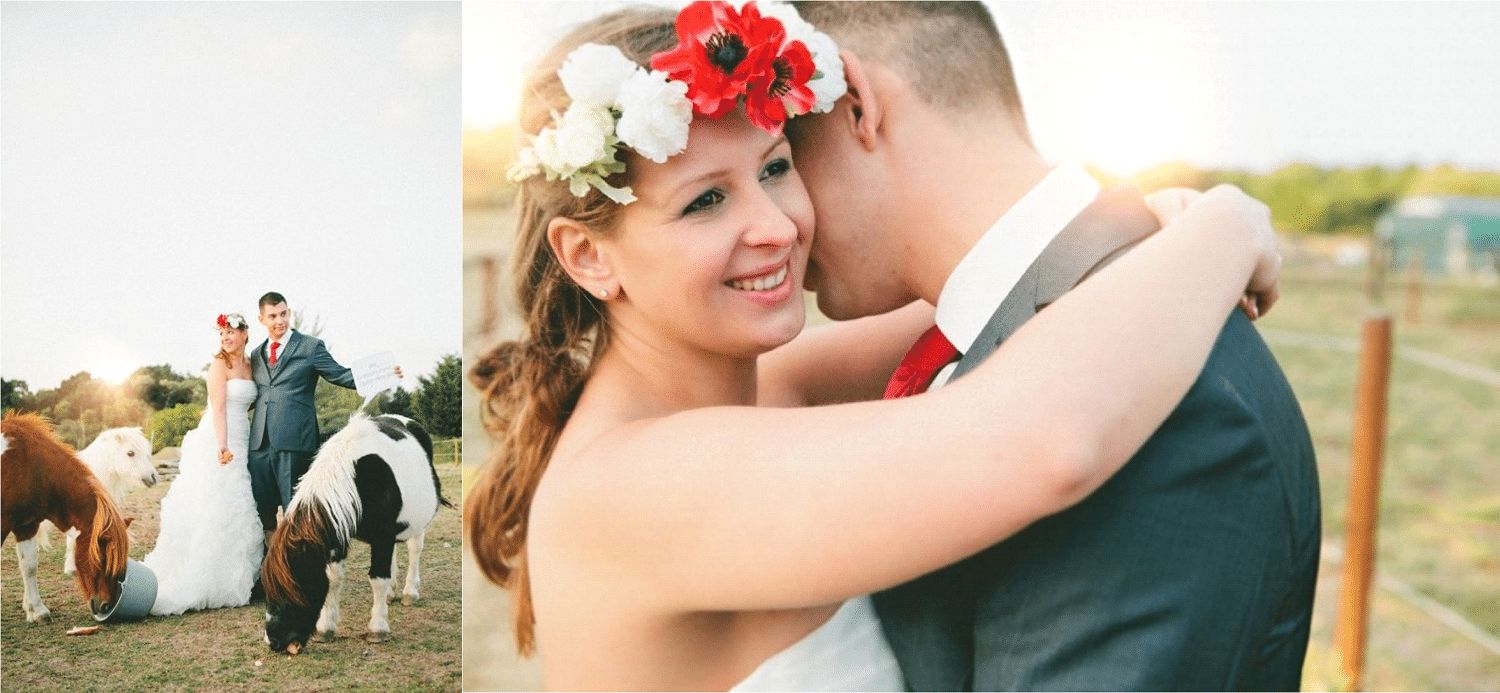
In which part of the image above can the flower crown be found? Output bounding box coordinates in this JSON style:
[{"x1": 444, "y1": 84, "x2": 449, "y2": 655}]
[
  {"x1": 217, "y1": 313, "x2": 248, "y2": 331},
  {"x1": 507, "y1": 0, "x2": 845, "y2": 204}
]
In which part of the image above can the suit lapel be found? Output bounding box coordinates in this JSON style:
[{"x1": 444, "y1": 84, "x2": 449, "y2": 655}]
[
  {"x1": 252, "y1": 340, "x2": 271, "y2": 387},
  {"x1": 950, "y1": 185, "x2": 1160, "y2": 380}
]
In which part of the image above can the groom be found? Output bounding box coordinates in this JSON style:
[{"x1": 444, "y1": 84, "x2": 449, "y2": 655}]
[
  {"x1": 787, "y1": 3, "x2": 1320, "y2": 690},
  {"x1": 248, "y1": 291, "x2": 359, "y2": 540}
]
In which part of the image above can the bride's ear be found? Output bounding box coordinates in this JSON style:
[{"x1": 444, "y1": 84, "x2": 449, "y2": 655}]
[
  {"x1": 548, "y1": 217, "x2": 617, "y2": 298},
  {"x1": 840, "y1": 50, "x2": 883, "y2": 152}
]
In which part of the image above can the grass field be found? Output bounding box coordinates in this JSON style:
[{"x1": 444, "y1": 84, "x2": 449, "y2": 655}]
[
  {"x1": 1, "y1": 457, "x2": 464, "y2": 693},
  {"x1": 1259, "y1": 270, "x2": 1500, "y2": 691}
]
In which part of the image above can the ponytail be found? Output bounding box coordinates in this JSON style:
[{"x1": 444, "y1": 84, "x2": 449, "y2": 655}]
[{"x1": 464, "y1": 4, "x2": 678, "y2": 656}]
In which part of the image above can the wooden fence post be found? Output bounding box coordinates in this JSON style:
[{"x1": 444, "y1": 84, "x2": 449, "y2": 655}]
[{"x1": 1332, "y1": 312, "x2": 1395, "y2": 691}]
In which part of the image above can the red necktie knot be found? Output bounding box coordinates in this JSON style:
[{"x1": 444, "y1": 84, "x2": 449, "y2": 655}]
[
  {"x1": 883, "y1": 325, "x2": 959, "y2": 399},
  {"x1": 270, "y1": 341, "x2": 280, "y2": 367}
]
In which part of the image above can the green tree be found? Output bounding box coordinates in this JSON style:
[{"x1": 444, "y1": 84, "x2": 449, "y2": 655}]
[
  {"x1": 373, "y1": 387, "x2": 414, "y2": 419},
  {"x1": 126, "y1": 364, "x2": 204, "y2": 411},
  {"x1": 412, "y1": 355, "x2": 461, "y2": 438},
  {"x1": 315, "y1": 379, "x2": 365, "y2": 443},
  {"x1": 2, "y1": 378, "x2": 32, "y2": 413},
  {"x1": 148, "y1": 402, "x2": 204, "y2": 451}
]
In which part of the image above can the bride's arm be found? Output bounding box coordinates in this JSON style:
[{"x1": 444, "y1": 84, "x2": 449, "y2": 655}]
[
  {"x1": 206, "y1": 360, "x2": 231, "y2": 464},
  {"x1": 757, "y1": 300, "x2": 933, "y2": 407},
  {"x1": 533, "y1": 184, "x2": 1279, "y2": 613},
  {"x1": 754, "y1": 187, "x2": 1266, "y2": 409}
]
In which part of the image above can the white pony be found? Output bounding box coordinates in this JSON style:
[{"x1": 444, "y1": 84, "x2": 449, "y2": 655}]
[{"x1": 53, "y1": 427, "x2": 157, "y2": 574}]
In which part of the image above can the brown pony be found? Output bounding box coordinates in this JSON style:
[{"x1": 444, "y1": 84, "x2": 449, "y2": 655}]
[{"x1": 2, "y1": 412, "x2": 131, "y2": 622}]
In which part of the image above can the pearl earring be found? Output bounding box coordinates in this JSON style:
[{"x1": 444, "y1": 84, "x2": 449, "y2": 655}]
[{"x1": 598, "y1": 288, "x2": 609, "y2": 298}]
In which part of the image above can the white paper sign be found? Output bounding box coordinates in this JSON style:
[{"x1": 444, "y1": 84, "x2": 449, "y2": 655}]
[{"x1": 352, "y1": 351, "x2": 400, "y2": 400}]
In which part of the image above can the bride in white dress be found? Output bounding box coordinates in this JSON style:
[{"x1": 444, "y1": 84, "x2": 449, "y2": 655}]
[{"x1": 144, "y1": 313, "x2": 264, "y2": 615}]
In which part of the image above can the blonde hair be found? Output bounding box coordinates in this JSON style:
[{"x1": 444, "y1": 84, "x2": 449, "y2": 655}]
[{"x1": 465, "y1": 6, "x2": 678, "y2": 656}]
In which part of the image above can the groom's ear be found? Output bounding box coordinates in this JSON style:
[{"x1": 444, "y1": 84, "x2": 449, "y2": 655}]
[
  {"x1": 548, "y1": 217, "x2": 615, "y2": 294},
  {"x1": 840, "y1": 50, "x2": 883, "y2": 153}
]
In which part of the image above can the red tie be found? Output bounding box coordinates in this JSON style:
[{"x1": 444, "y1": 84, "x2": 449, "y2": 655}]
[
  {"x1": 883, "y1": 325, "x2": 959, "y2": 399},
  {"x1": 269, "y1": 341, "x2": 280, "y2": 367}
]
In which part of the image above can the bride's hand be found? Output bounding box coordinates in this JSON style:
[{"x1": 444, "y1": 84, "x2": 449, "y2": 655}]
[
  {"x1": 1146, "y1": 185, "x2": 1281, "y2": 320},
  {"x1": 219, "y1": 447, "x2": 234, "y2": 465}
]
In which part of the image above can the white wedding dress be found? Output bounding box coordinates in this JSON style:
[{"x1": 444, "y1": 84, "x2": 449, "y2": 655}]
[
  {"x1": 731, "y1": 596, "x2": 906, "y2": 691},
  {"x1": 144, "y1": 379, "x2": 264, "y2": 615}
]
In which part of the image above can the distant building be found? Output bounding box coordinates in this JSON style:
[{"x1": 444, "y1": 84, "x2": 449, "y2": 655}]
[{"x1": 1377, "y1": 195, "x2": 1500, "y2": 275}]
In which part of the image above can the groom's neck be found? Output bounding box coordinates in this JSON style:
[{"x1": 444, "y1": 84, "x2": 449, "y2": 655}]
[{"x1": 895, "y1": 121, "x2": 1050, "y2": 305}]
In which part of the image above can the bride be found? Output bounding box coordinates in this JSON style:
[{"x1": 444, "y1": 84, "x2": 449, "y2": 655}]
[
  {"x1": 144, "y1": 313, "x2": 264, "y2": 615},
  {"x1": 466, "y1": 3, "x2": 1283, "y2": 690}
]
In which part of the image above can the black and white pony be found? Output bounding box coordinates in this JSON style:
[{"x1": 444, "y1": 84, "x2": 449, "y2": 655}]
[{"x1": 262, "y1": 414, "x2": 451, "y2": 654}]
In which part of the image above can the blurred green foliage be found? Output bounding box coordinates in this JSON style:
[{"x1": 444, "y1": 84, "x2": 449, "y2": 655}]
[{"x1": 1107, "y1": 163, "x2": 1500, "y2": 236}]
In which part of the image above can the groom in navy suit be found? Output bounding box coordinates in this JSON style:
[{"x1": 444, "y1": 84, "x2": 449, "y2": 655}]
[
  {"x1": 788, "y1": 3, "x2": 1320, "y2": 690},
  {"x1": 248, "y1": 291, "x2": 359, "y2": 536}
]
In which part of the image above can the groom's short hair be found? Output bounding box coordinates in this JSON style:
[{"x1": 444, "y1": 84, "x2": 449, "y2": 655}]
[
  {"x1": 792, "y1": 1, "x2": 1031, "y2": 145},
  {"x1": 258, "y1": 291, "x2": 287, "y2": 311}
]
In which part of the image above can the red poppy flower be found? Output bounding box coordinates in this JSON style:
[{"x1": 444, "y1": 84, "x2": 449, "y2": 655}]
[
  {"x1": 217, "y1": 314, "x2": 228, "y2": 329},
  {"x1": 744, "y1": 38, "x2": 816, "y2": 135},
  {"x1": 651, "y1": 1, "x2": 782, "y2": 119}
]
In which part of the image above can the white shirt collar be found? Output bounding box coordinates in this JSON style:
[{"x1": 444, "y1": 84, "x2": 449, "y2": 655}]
[
  {"x1": 934, "y1": 162, "x2": 1101, "y2": 353},
  {"x1": 271, "y1": 329, "x2": 297, "y2": 349}
]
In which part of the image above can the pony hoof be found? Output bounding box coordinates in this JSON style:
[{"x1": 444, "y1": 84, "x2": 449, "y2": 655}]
[
  {"x1": 314, "y1": 630, "x2": 336, "y2": 643},
  {"x1": 401, "y1": 594, "x2": 417, "y2": 607},
  {"x1": 30, "y1": 613, "x2": 52, "y2": 625},
  {"x1": 364, "y1": 631, "x2": 390, "y2": 644}
]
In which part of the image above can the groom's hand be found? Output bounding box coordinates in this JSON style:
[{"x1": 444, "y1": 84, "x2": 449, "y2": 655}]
[{"x1": 394, "y1": 365, "x2": 404, "y2": 379}]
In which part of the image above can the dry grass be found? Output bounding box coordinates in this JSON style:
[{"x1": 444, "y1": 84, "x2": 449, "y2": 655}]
[
  {"x1": 1, "y1": 461, "x2": 463, "y2": 692},
  {"x1": 1260, "y1": 270, "x2": 1500, "y2": 691}
]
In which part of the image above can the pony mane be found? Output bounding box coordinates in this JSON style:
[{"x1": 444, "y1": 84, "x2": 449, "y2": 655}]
[
  {"x1": 80, "y1": 479, "x2": 130, "y2": 599},
  {"x1": 264, "y1": 415, "x2": 382, "y2": 606},
  {"x1": 262, "y1": 501, "x2": 341, "y2": 607},
  {"x1": 286, "y1": 416, "x2": 374, "y2": 541}
]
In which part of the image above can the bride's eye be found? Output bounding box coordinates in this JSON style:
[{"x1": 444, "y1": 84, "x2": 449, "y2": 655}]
[
  {"x1": 759, "y1": 158, "x2": 791, "y2": 182},
  {"x1": 683, "y1": 189, "x2": 725, "y2": 216}
]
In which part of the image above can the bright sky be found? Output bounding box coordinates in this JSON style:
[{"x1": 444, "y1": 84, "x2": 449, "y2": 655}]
[
  {"x1": 2, "y1": 2, "x2": 462, "y2": 391},
  {"x1": 463, "y1": 1, "x2": 1500, "y2": 175}
]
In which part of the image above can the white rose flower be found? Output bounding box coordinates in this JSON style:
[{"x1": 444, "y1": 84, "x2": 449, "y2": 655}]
[
  {"x1": 507, "y1": 145, "x2": 542, "y2": 182},
  {"x1": 530, "y1": 128, "x2": 568, "y2": 176},
  {"x1": 559, "y1": 43, "x2": 639, "y2": 108},
  {"x1": 554, "y1": 103, "x2": 615, "y2": 171},
  {"x1": 615, "y1": 70, "x2": 692, "y2": 164},
  {"x1": 803, "y1": 32, "x2": 846, "y2": 113},
  {"x1": 758, "y1": 1, "x2": 813, "y2": 38}
]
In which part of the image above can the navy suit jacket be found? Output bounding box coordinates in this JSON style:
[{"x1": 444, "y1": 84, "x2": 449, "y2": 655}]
[
  {"x1": 249, "y1": 331, "x2": 356, "y2": 453},
  {"x1": 874, "y1": 188, "x2": 1321, "y2": 691}
]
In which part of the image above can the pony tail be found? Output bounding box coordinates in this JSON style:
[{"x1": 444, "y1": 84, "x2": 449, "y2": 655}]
[
  {"x1": 466, "y1": 336, "x2": 589, "y2": 655},
  {"x1": 467, "y1": 7, "x2": 678, "y2": 655},
  {"x1": 467, "y1": 189, "x2": 606, "y2": 655}
]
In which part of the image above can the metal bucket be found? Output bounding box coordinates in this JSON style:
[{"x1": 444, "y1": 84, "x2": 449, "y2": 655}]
[{"x1": 92, "y1": 558, "x2": 157, "y2": 622}]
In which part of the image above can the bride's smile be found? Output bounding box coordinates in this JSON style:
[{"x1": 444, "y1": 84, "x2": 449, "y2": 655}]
[{"x1": 604, "y1": 111, "x2": 813, "y2": 355}]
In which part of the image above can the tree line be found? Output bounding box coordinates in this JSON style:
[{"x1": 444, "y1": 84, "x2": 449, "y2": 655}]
[
  {"x1": 2, "y1": 354, "x2": 462, "y2": 452},
  {"x1": 1110, "y1": 163, "x2": 1500, "y2": 236}
]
